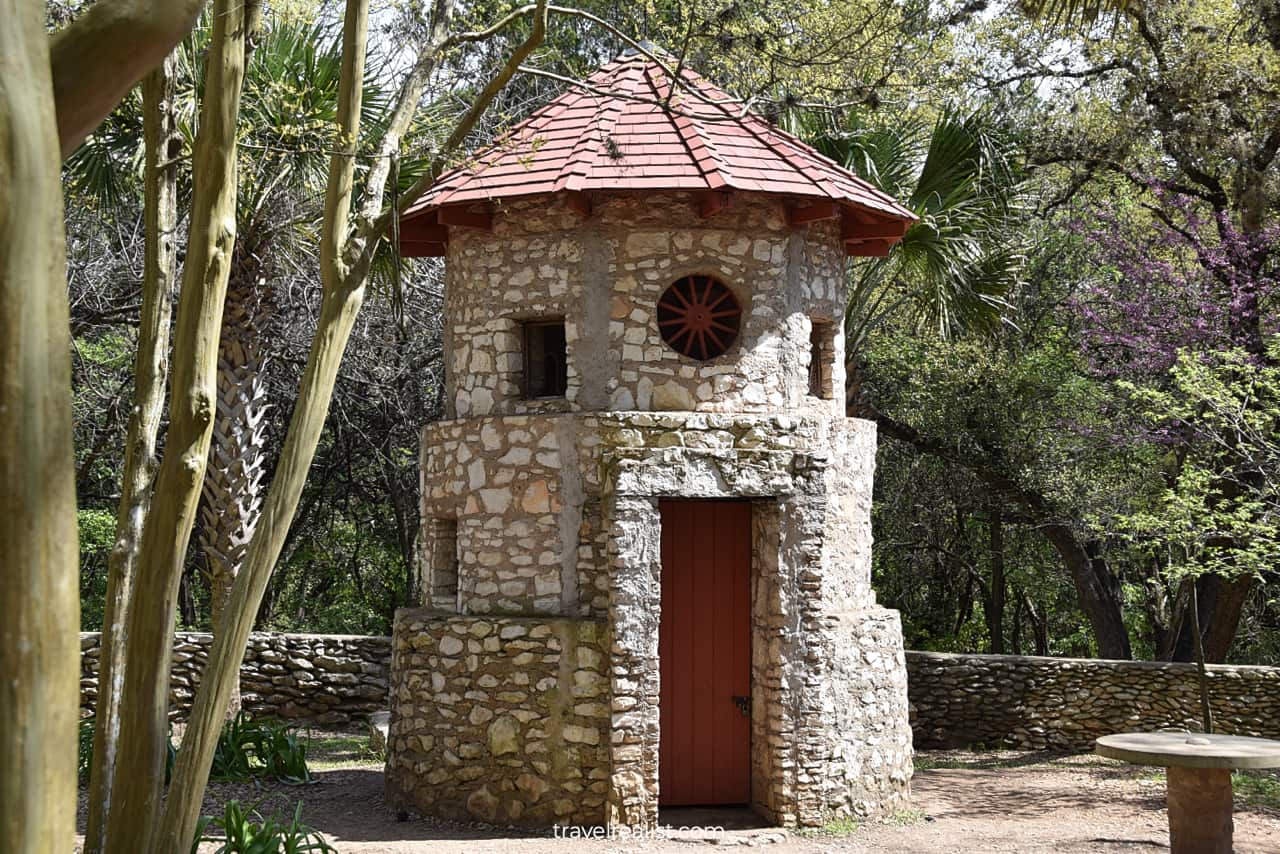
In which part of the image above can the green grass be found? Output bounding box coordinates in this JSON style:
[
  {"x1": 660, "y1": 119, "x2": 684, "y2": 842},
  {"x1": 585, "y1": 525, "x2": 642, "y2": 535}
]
[
  {"x1": 913, "y1": 755, "x2": 981, "y2": 770},
  {"x1": 303, "y1": 732, "x2": 381, "y2": 771},
  {"x1": 887, "y1": 807, "x2": 926, "y2": 826},
  {"x1": 1117, "y1": 767, "x2": 1278, "y2": 811},
  {"x1": 1234, "y1": 771, "x2": 1280, "y2": 812},
  {"x1": 794, "y1": 816, "x2": 860, "y2": 837},
  {"x1": 914, "y1": 752, "x2": 1064, "y2": 771}
]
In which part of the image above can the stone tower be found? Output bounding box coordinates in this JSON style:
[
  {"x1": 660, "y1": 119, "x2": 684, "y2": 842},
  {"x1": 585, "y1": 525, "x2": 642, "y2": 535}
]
[{"x1": 385, "y1": 50, "x2": 915, "y2": 830}]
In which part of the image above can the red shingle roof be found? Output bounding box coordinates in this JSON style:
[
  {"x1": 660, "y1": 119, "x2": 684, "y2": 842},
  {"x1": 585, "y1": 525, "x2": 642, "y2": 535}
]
[{"x1": 400, "y1": 50, "x2": 916, "y2": 257}]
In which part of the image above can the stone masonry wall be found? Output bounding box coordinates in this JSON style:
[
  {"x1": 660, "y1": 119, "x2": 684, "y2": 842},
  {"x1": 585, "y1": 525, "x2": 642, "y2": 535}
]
[
  {"x1": 443, "y1": 193, "x2": 847, "y2": 420},
  {"x1": 907, "y1": 651, "x2": 1280, "y2": 751},
  {"x1": 80, "y1": 633, "x2": 1280, "y2": 758},
  {"x1": 79, "y1": 632, "x2": 390, "y2": 724},
  {"x1": 385, "y1": 610, "x2": 611, "y2": 827},
  {"x1": 419, "y1": 412, "x2": 884, "y2": 623},
  {"x1": 599, "y1": 419, "x2": 911, "y2": 828}
]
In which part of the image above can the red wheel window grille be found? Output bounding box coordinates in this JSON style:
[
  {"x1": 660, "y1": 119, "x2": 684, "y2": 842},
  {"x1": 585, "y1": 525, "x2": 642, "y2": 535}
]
[{"x1": 656, "y1": 276, "x2": 742, "y2": 361}]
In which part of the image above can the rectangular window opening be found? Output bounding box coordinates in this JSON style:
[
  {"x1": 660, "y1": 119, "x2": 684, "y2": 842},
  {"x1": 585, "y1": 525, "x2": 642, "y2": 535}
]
[
  {"x1": 524, "y1": 319, "x2": 568, "y2": 399},
  {"x1": 428, "y1": 518, "x2": 459, "y2": 608},
  {"x1": 808, "y1": 319, "x2": 835, "y2": 399}
]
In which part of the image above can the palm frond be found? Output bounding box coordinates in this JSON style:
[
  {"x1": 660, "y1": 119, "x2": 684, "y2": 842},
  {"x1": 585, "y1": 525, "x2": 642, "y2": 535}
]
[
  {"x1": 801, "y1": 105, "x2": 1027, "y2": 357},
  {"x1": 1018, "y1": 0, "x2": 1133, "y2": 27},
  {"x1": 806, "y1": 112, "x2": 926, "y2": 201},
  {"x1": 63, "y1": 89, "x2": 145, "y2": 207}
]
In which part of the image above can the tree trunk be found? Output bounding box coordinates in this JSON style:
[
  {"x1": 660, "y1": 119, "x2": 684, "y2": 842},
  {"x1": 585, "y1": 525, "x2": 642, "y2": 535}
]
[
  {"x1": 1172, "y1": 574, "x2": 1254, "y2": 664},
  {"x1": 1200, "y1": 574, "x2": 1253, "y2": 663},
  {"x1": 986, "y1": 515, "x2": 1006, "y2": 654},
  {"x1": 1040, "y1": 526, "x2": 1131, "y2": 659},
  {"x1": 155, "y1": 1, "x2": 550, "y2": 847},
  {"x1": 1021, "y1": 591, "x2": 1050, "y2": 656},
  {"x1": 0, "y1": 3, "x2": 79, "y2": 852},
  {"x1": 101, "y1": 2, "x2": 253, "y2": 850},
  {"x1": 49, "y1": 0, "x2": 207, "y2": 156},
  {"x1": 155, "y1": 7, "x2": 374, "y2": 845},
  {"x1": 83, "y1": 54, "x2": 179, "y2": 854},
  {"x1": 200, "y1": 273, "x2": 272, "y2": 717}
]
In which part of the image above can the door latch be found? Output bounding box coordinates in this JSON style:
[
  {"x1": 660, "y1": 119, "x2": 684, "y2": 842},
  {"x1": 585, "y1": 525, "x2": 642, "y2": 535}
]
[{"x1": 732, "y1": 695, "x2": 751, "y2": 718}]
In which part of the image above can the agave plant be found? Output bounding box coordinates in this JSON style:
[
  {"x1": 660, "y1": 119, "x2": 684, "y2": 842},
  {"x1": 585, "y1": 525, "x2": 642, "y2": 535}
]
[{"x1": 193, "y1": 800, "x2": 335, "y2": 854}]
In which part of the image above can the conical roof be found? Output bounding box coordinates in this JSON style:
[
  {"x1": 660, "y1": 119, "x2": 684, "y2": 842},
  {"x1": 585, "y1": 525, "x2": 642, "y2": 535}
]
[{"x1": 399, "y1": 50, "x2": 915, "y2": 257}]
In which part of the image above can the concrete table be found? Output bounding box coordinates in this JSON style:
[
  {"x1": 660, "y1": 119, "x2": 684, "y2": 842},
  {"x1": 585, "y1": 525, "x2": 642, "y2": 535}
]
[{"x1": 1096, "y1": 732, "x2": 1280, "y2": 854}]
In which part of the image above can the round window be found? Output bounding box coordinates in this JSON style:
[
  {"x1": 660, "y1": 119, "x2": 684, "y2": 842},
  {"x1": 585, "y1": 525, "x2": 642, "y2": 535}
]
[{"x1": 656, "y1": 275, "x2": 742, "y2": 361}]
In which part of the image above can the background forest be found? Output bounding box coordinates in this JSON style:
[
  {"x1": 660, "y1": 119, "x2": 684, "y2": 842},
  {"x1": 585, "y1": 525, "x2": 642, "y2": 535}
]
[{"x1": 67, "y1": 0, "x2": 1279, "y2": 665}]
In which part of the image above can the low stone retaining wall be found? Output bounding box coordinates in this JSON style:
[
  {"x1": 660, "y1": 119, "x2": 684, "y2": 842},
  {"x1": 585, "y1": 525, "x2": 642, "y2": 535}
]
[
  {"x1": 906, "y1": 651, "x2": 1280, "y2": 751},
  {"x1": 79, "y1": 632, "x2": 391, "y2": 725},
  {"x1": 79, "y1": 636, "x2": 1280, "y2": 750}
]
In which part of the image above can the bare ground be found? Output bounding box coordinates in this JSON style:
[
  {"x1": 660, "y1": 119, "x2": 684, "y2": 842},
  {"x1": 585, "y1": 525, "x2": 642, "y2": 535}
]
[{"x1": 80, "y1": 733, "x2": 1280, "y2": 853}]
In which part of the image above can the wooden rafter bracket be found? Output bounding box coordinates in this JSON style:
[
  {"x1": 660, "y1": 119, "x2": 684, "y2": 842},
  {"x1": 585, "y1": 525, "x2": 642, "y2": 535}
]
[
  {"x1": 846, "y1": 239, "x2": 893, "y2": 258},
  {"x1": 842, "y1": 207, "x2": 909, "y2": 257},
  {"x1": 400, "y1": 219, "x2": 448, "y2": 244},
  {"x1": 438, "y1": 203, "x2": 493, "y2": 230},
  {"x1": 397, "y1": 211, "x2": 448, "y2": 258},
  {"x1": 787, "y1": 199, "x2": 840, "y2": 226},
  {"x1": 565, "y1": 191, "x2": 592, "y2": 218},
  {"x1": 698, "y1": 190, "x2": 734, "y2": 218},
  {"x1": 400, "y1": 240, "x2": 448, "y2": 258},
  {"x1": 839, "y1": 208, "x2": 911, "y2": 241}
]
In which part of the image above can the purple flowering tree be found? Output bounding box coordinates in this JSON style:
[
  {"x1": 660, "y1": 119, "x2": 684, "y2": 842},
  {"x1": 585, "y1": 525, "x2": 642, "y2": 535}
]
[
  {"x1": 1076, "y1": 188, "x2": 1278, "y2": 383},
  {"x1": 1075, "y1": 186, "x2": 1279, "y2": 664}
]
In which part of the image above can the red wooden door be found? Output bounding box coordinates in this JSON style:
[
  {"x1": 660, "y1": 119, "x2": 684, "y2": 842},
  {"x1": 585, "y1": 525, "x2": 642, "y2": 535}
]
[{"x1": 658, "y1": 499, "x2": 752, "y2": 806}]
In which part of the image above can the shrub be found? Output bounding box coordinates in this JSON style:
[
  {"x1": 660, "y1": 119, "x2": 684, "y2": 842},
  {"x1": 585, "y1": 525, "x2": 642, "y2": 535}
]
[
  {"x1": 79, "y1": 718, "x2": 95, "y2": 782},
  {"x1": 78, "y1": 717, "x2": 177, "y2": 784},
  {"x1": 211, "y1": 713, "x2": 312, "y2": 784},
  {"x1": 193, "y1": 801, "x2": 336, "y2": 854}
]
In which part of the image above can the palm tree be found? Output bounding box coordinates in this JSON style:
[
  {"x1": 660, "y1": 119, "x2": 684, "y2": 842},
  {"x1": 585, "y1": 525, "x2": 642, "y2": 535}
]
[
  {"x1": 66, "y1": 14, "x2": 391, "y2": 712},
  {"x1": 198, "y1": 21, "x2": 352, "y2": 665},
  {"x1": 798, "y1": 108, "x2": 1027, "y2": 408}
]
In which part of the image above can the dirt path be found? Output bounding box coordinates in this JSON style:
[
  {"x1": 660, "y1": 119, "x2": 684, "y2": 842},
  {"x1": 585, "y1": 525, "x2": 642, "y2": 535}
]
[
  {"x1": 208, "y1": 751, "x2": 1280, "y2": 852},
  {"x1": 80, "y1": 748, "x2": 1280, "y2": 852}
]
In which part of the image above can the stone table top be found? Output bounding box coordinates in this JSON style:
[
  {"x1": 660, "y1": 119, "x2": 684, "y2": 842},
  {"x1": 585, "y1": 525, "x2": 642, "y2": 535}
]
[{"x1": 1096, "y1": 732, "x2": 1280, "y2": 770}]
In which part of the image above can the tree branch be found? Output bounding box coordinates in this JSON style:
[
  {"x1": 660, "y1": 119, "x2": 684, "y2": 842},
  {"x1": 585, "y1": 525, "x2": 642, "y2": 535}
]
[
  {"x1": 359, "y1": 0, "x2": 550, "y2": 265},
  {"x1": 50, "y1": 0, "x2": 206, "y2": 158},
  {"x1": 988, "y1": 58, "x2": 1133, "y2": 88}
]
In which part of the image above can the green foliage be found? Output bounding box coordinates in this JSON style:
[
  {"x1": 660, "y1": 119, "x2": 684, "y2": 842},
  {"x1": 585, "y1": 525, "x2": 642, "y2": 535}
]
[
  {"x1": 1115, "y1": 346, "x2": 1280, "y2": 586},
  {"x1": 79, "y1": 718, "x2": 96, "y2": 783},
  {"x1": 794, "y1": 816, "x2": 860, "y2": 837},
  {"x1": 211, "y1": 714, "x2": 313, "y2": 785},
  {"x1": 78, "y1": 508, "x2": 117, "y2": 630},
  {"x1": 193, "y1": 801, "x2": 336, "y2": 854},
  {"x1": 804, "y1": 107, "x2": 1027, "y2": 357},
  {"x1": 1233, "y1": 770, "x2": 1280, "y2": 812},
  {"x1": 79, "y1": 714, "x2": 309, "y2": 792},
  {"x1": 887, "y1": 807, "x2": 927, "y2": 826},
  {"x1": 304, "y1": 733, "x2": 382, "y2": 771},
  {"x1": 268, "y1": 515, "x2": 406, "y2": 635},
  {"x1": 78, "y1": 717, "x2": 178, "y2": 784},
  {"x1": 862, "y1": 217, "x2": 1162, "y2": 657}
]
